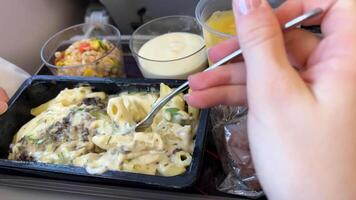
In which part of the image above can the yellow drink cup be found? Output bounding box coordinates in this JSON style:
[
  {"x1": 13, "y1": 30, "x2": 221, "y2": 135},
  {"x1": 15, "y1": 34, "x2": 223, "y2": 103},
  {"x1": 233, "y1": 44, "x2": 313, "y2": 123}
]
[{"x1": 195, "y1": 0, "x2": 236, "y2": 50}]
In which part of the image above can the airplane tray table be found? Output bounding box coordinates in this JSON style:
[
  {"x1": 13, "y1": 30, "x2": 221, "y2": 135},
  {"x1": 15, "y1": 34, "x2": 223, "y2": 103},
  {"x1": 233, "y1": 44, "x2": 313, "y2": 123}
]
[
  {"x1": 0, "y1": 52, "x2": 266, "y2": 200},
  {"x1": 0, "y1": 135, "x2": 250, "y2": 200},
  {"x1": 0, "y1": 121, "x2": 259, "y2": 200}
]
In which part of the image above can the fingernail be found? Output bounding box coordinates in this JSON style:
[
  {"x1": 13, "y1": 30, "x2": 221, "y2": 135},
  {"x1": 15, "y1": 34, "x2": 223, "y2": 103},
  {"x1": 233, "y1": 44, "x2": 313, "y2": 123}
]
[
  {"x1": 235, "y1": 0, "x2": 262, "y2": 15},
  {"x1": 184, "y1": 94, "x2": 190, "y2": 101},
  {"x1": 207, "y1": 48, "x2": 215, "y2": 61},
  {"x1": 207, "y1": 47, "x2": 212, "y2": 56},
  {"x1": 187, "y1": 75, "x2": 194, "y2": 83},
  {"x1": 0, "y1": 102, "x2": 8, "y2": 115}
]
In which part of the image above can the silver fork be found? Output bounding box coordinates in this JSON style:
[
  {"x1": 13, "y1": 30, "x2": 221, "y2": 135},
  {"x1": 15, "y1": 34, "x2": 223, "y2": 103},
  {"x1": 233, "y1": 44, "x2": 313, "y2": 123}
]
[{"x1": 135, "y1": 8, "x2": 323, "y2": 132}]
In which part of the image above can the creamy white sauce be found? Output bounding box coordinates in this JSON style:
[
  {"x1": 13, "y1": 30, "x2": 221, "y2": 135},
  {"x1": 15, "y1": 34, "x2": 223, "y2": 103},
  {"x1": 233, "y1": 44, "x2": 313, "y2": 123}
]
[
  {"x1": 10, "y1": 85, "x2": 197, "y2": 176},
  {"x1": 138, "y1": 32, "x2": 208, "y2": 79}
]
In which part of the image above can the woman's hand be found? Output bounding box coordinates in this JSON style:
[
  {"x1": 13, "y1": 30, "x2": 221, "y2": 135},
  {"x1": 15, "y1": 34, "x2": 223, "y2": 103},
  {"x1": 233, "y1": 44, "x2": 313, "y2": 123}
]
[
  {"x1": 186, "y1": 0, "x2": 356, "y2": 199},
  {"x1": 0, "y1": 87, "x2": 9, "y2": 115}
]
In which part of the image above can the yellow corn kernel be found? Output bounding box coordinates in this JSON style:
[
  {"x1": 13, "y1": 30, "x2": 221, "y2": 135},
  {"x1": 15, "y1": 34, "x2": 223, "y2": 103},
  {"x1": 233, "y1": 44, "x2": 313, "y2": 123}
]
[
  {"x1": 55, "y1": 61, "x2": 65, "y2": 67},
  {"x1": 90, "y1": 40, "x2": 101, "y2": 50},
  {"x1": 83, "y1": 68, "x2": 96, "y2": 76}
]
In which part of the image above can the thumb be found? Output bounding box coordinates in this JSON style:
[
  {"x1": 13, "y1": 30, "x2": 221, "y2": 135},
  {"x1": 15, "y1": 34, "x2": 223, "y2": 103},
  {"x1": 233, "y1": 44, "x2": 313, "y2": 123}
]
[{"x1": 233, "y1": 0, "x2": 309, "y2": 106}]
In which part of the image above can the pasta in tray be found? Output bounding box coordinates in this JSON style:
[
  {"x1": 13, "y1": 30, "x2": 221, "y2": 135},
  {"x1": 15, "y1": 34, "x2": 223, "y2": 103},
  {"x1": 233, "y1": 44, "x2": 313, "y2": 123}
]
[{"x1": 8, "y1": 84, "x2": 199, "y2": 176}]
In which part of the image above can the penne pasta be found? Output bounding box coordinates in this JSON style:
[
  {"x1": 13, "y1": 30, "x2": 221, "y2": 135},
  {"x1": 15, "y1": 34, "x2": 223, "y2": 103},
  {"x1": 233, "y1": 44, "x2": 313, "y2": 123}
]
[{"x1": 9, "y1": 84, "x2": 198, "y2": 176}]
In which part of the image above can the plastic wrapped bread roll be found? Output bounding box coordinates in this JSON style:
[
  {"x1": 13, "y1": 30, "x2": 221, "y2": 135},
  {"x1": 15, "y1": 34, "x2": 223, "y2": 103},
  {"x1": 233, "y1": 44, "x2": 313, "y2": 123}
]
[{"x1": 210, "y1": 106, "x2": 263, "y2": 198}]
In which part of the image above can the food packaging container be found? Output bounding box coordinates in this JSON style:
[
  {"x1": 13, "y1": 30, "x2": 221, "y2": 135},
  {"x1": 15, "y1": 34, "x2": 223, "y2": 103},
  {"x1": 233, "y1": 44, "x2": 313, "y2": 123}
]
[
  {"x1": 196, "y1": 0, "x2": 287, "y2": 50},
  {"x1": 41, "y1": 23, "x2": 125, "y2": 78},
  {"x1": 0, "y1": 75, "x2": 209, "y2": 189},
  {"x1": 129, "y1": 16, "x2": 208, "y2": 80},
  {"x1": 195, "y1": 0, "x2": 235, "y2": 50}
]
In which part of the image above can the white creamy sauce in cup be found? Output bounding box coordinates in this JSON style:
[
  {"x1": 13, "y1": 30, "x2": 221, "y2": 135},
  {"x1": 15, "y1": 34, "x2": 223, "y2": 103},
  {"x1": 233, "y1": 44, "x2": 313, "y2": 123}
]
[{"x1": 138, "y1": 32, "x2": 207, "y2": 79}]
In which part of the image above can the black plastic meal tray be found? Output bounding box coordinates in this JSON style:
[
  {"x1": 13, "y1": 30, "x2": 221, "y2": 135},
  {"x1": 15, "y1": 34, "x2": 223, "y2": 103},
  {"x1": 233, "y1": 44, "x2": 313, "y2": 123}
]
[{"x1": 0, "y1": 75, "x2": 209, "y2": 189}]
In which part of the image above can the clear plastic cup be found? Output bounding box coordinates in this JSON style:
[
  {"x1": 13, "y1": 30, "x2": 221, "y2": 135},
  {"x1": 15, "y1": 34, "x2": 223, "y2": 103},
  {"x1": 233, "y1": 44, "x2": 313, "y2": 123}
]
[
  {"x1": 129, "y1": 16, "x2": 208, "y2": 80},
  {"x1": 195, "y1": 0, "x2": 235, "y2": 49},
  {"x1": 41, "y1": 23, "x2": 125, "y2": 78}
]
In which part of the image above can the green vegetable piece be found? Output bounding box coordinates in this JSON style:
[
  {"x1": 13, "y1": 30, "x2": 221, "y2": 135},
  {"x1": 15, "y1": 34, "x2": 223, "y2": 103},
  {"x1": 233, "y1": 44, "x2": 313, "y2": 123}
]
[
  {"x1": 89, "y1": 110, "x2": 107, "y2": 119},
  {"x1": 107, "y1": 136, "x2": 112, "y2": 145},
  {"x1": 27, "y1": 135, "x2": 39, "y2": 143},
  {"x1": 36, "y1": 139, "x2": 45, "y2": 145},
  {"x1": 165, "y1": 108, "x2": 180, "y2": 117},
  {"x1": 76, "y1": 107, "x2": 85, "y2": 112},
  {"x1": 58, "y1": 152, "x2": 65, "y2": 162},
  {"x1": 98, "y1": 40, "x2": 108, "y2": 51}
]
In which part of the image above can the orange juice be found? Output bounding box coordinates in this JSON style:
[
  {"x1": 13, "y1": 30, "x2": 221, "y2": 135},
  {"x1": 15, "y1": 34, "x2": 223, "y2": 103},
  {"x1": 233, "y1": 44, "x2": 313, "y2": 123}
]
[{"x1": 204, "y1": 10, "x2": 237, "y2": 48}]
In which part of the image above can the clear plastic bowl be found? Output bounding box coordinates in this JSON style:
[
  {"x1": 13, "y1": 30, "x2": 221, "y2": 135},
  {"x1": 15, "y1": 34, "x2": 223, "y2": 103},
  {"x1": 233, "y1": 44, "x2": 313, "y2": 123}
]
[
  {"x1": 195, "y1": 0, "x2": 235, "y2": 49},
  {"x1": 129, "y1": 16, "x2": 207, "y2": 80},
  {"x1": 41, "y1": 23, "x2": 125, "y2": 78}
]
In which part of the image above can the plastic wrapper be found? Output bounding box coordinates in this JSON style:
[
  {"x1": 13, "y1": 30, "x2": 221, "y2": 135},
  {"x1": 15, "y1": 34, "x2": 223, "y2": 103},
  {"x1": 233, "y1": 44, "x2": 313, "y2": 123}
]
[{"x1": 210, "y1": 106, "x2": 264, "y2": 198}]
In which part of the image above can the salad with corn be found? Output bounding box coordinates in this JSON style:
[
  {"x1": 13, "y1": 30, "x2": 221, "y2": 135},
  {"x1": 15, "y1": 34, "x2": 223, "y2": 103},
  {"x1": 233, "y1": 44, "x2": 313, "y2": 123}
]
[{"x1": 54, "y1": 38, "x2": 124, "y2": 77}]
